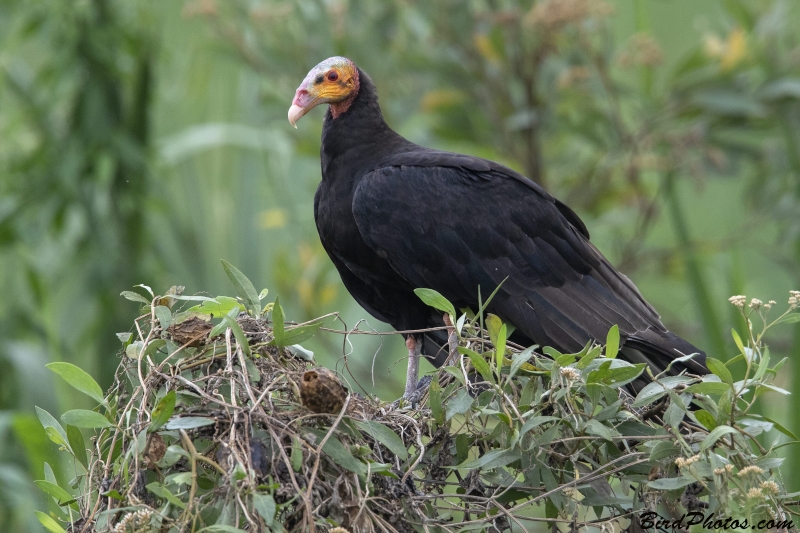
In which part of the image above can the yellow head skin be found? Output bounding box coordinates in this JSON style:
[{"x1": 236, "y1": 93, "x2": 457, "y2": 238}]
[{"x1": 288, "y1": 57, "x2": 359, "y2": 127}]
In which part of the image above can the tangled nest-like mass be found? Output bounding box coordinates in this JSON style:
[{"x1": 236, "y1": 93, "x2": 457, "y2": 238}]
[{"x1": 37, "y1": 278, "x2": 799, "y2": 533}]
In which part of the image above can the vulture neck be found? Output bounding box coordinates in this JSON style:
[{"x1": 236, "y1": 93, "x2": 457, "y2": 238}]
[{"x1": 320, "y1": 68, "x2": 410, "y2": 180}]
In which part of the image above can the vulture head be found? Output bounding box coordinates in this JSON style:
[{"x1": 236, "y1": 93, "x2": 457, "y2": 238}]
[{"x1": 288, "y1": 56, "x2": 360, "y2": 127}]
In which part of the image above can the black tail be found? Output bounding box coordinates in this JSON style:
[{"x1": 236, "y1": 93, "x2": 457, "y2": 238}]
[{"x1": 622, "y1": 328, "x2": 707, "y2": 394}]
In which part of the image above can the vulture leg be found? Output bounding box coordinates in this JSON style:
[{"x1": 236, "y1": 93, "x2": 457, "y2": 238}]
[{"x1": 403, "y1": 335, "x2": 422, "y2": 399}]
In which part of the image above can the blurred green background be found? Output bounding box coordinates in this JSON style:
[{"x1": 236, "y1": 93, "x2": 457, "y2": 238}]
[{"x1": 1, "y1": 0, "x2": 800, "y2": 530}]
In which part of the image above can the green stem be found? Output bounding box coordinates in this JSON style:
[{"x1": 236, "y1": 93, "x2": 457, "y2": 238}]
[{"x1": 664, "y1": 172, "x2": 727, "y2": 359}]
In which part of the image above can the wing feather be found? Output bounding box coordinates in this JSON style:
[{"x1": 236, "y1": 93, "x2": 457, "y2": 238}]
[{"x1": 352, "y1": 163, "x2": 666, "y2": 354}]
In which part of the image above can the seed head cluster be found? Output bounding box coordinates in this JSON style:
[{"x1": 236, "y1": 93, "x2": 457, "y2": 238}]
[
  {"x1": 713, "y1": 463, "x2": 735, "y2": 475},
  {"x1": 560, "y1": 366, "x2": 580, "y2": 382},
  {"x1": 790, "y1": 290, "x2": 800, "y2": 308},
  {"x1": 737, "y1": 465, "x2": 764, "y2": 477},
  {"x1": 112, "y1": 509, "x2": 154, "y2": 533},
  {"x1": 728, "y1": 295, "x2": 747, "y2": 308},
  {"x1": 675, "y1": 455, "x2": 700, "y2": 468}
]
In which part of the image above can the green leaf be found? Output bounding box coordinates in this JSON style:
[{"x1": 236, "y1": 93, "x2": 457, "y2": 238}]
[
  {"x1": 155, "y1": 305, "x2": 172, "y2": 329},
  {"x1": 663, "y1": 401, "x2": 685, "y2": 429},
  {"x1": 209, "y1": 307, "x2": 238, "y2": 338},
  {"x1": 66, "y1": 425, "x2": 88, "y2": 469},
  {"x1": 62, "y1": 410, "x2": 113, "y2": 429},
  {"x1": 187, "y1": 296, "x2": 244, "y2": 317},
  {"x1": 605, "y1": 325, "x2": 619, "y2": 359},
  {"x1": 694, "y1": 410, "x2": 717, "y2": 431},
  {"x1": 34, "y1": 511, "x2": 67, "y2": 533},
  {"x1": 198, "y1": 527, "x2": 249, "y2": 533},
  {"x1": 222, "y1": 315, "x2": 251, "y2": 357},
  {"x1": 584, "y1": 419, "x2": 618, "y2": 441},
  {"x1": 494, "y1": 323, "x2": 507, "y2": 377},
  {"x1": 355, "y1": 421, "x2": 409, "y2": 461},
  {"x1": 753, "y1": 349, "x2": 770, "y2": 381},
  {"x1": 486, "y1": 314, "x2": 503, "y2": 347},
  {"x1": 700, "y1": 425, "x2": 737, "y2": 451},
  {"x1": 476, "y1": 279, "x2": 507, "y2": 317},
  {"x1": 252, "y1": 493, "x2": 276, "y2": 527},
  {"x1": 615, "y1": 420, "x2": 664, "y2": 437},
  {"x1": 756, "y1": 415, "x2": 800, "y2": 441},
  {"x1": 45, "y1": 427, "x2": 69, "y2": 449},
  {"x1": 413, "y1": 288, "x2": 456, "y2": 320},
  {"x1": 756, "y1": 383, "x2": 791, "y2": 395},
  {"x1": 271, "y1": 296, "x2": 285, "y2": 349},
  {"x1": 520, "y1": 416, "x2": 559, "y2": 436},
  {"x1": 773, "y1": 313, "x2": 800, "y2": 326},
  {"x1": 429, "y1": 380, "x2": 445, "y2": 426},
  {"x1": 120, "y1": 290, "x2": 150, "y2": 305},
  {"x1": 291, "y1": 437, "x2": 303, "y2": 472},
  {"x1": 508, "y1": 346, "x2": 536, "y2": 380},
  {"x1": 305, "y1": 429, "x2": 365, "y2": 475},
  {"x1": 456, "y1": 448, "x2": 521, "y2": 470},
  {"x1": 34, "y1": 480, "x2": 74, "y2": 506},
  {"x1": 648, "y1": 475, "x2": 697, "y2": 490},
  {"x1": 588, "y1": 361, "x2": 645, "y2": 388},
  {"x1": 576, "y1": 345, "x2": 601, "y2": 370},
  {"x1": 555, "y1": 353, "x2": 576, "y2": 366},
  {"x1": 163, "y1": 417, "x2": 216, "y2": 430},
  {"x1": 649, "y1": 441, "x2": 681, "y2": 461},
  {"x1": 36, "y1": 406, "x2": 70, "y2": 450},
  {"x1": 685, "y1": 382, "x2": 730, "y2": 396},
  {"x1": 46, "y1": 362, "x2": 105, "y2": 405},
  {"x1": 221, "y1": 259, "x2": 261, "y2": 316},
  {"x1": 706, "y1": 357, "x2": 733, "y2": 386},
  {"x1": 632, "y1": 377, "x2": 693, "y2": 408},
  {"x1": 126, "y1": 339, "x2": 167, "y2": 360},
  {"x1": 731, "y1": 329, "x2": 746, "y2": 357},
  {"x1": 149, "y1": 391, "x2": 177, "y2": 432},
  {"x1": 136, "y1": 284, "x2": 155, "y2": 298},
  {"x1": 146, "y1": 481, "x2": 187, "y2": 509},
  {"x1": 446, "y1": 389, "x2": 474, "y2": 421},
  {"x1": 455, "y1": 434, "x2": 470, "y2": 464},
  {"x1": 542, "y1": 346, "x2": 564, "y2": 360},
  {"x1": 280, "y1": 321, "x2": 324, "y2": 346},
  {"x1": 459, "y1": 347, "x2": 494, "y2": 385},
  {"x1": 102, "y1": 489, "x2": 124, "y2": 501}
]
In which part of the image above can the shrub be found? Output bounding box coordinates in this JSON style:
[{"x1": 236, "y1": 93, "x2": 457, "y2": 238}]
[{"x1": 34, "y1": 264, "x2": 798, "y2": 532}]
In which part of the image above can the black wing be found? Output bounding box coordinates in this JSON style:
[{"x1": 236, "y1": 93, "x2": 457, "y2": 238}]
[{"x1": 351, "y1": 155, "x2": 705, "y2": 373}]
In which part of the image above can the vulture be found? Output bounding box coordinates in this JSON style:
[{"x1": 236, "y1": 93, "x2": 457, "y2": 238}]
[{"x1": 288, "y1": 57, "x2": 707, "y2": 398}]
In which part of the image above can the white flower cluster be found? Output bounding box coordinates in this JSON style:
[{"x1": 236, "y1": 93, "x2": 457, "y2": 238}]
[
  {"x1": 790, "y1": 290, "x2": 800, "y2": 309},
  {"x1": 728, "y1": 295, "x2": 747, "y2": 307},
  {"x1": 112, "y1": 509, "x2": 154, "y2": 533},
  {"x1": 713, "y1": 463, "x2": 734, "y2": 475},
  {"x1": 760, "y1": 480, "x2": 780, "y2": 495},
  {"x1": 737, "y1": 465, "x2": 764, "y2": 477},
  {"x1": 675, "y1": 455, "x2": 700, "y2": 468},
  {"x1": 560, "y1": 366, "x2": 580, "y2": 382}
]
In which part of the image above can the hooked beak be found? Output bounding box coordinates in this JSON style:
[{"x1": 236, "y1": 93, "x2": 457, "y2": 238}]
[{"x1": 288, "y1": 86, "x2": 321, "y2": 128}]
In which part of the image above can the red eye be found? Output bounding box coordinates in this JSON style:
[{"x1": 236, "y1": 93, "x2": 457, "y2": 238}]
[{"x1": 327, "y1": 71, "x2": 339, "y2": 82}]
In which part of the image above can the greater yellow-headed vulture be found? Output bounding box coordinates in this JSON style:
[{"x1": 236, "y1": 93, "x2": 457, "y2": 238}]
[{"x1": 289, "y1": 57, "x2": 707, "y2": 398}]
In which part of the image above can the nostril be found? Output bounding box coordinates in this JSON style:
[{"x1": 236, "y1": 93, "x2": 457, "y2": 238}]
[{"x1": 296, "y1": 89, "x2": 309, "y2": 98}]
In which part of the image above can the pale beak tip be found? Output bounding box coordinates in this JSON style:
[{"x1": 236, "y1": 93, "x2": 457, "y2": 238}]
[{"x1": 288, "y1": 104, "x2": 304, "y2": 128}]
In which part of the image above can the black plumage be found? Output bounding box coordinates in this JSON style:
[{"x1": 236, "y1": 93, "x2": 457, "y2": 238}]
[{"x1": 303, "y1": 61, "x2": 706, "y2": 393}]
